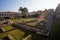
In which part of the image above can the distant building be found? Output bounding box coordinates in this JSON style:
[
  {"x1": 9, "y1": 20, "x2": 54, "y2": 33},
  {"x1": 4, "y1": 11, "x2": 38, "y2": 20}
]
[
  {"x1": 29, "y1": 11, "x2": 37, "y2": 15},
  {"x1": 55, "y1": 3, "x2": 60, "y2": 19},
  {"x1": 0, "y1": 12, "x2": 21, "y2": 18}
]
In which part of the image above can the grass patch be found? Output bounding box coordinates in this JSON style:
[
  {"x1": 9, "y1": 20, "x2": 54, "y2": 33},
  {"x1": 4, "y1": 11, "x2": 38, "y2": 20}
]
[
  {"x1": 3, "y1": 25, "x2": 14, "y2": 31},
  {"x1": 9, "y1": 29, "x2": 25, "y2": 40},
  {"x1": 0, "y1": 32, "x2": 9, "y2": 39},
  {"x1": 0, "y1": 23, "x2": 32, "y2": 40},
  {"x1": 11, "y1": 24, "x2": 33, "y2": 36},
  {"x1": 12, "y1": 18, "x2": 37, "y2": 23},
  {"x1": 0, "y1": 29, "x2": 25, "y2": 40}
]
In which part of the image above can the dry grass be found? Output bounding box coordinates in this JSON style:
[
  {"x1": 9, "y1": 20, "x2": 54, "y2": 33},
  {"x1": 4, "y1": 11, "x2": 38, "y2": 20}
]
[{"x1": 26, "y1": 22, "x2": 37, "y2": 27}]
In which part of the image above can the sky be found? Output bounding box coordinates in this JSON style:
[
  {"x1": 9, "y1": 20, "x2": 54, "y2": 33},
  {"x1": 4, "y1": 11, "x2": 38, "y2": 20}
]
[{"x1": 0, "y1": 0, "x2": 60, "y2": 12}]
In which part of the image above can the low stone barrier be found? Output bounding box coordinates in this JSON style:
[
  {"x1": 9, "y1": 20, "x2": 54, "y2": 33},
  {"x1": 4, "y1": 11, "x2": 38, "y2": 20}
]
[
  {"x1": 0, "y1": 27, "x2": 5, "y2": 32},
  {"x1": 23, "y1": 34, "x2": 32, "y2": 40},
  {"x1": 2, "y1": 34, "x2": 15, "y2": 40},
  {"x1": 13, "y1": 23, "x2": 50, "y2": 36}
]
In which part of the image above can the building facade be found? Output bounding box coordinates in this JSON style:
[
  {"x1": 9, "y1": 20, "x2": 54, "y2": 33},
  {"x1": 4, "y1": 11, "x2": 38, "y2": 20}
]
[{"x1": 0, "y1": 12, "x2": 21, "y2": 18}]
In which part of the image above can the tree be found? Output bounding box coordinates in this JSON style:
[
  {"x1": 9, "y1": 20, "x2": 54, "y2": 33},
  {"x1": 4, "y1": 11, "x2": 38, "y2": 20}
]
[
  {"x1": 19, "y1": 7, "x2": 28, "y2": 12},
  {"x1": 19, "y1": 7, "x2": 28, "y2": 18},
  {"x1": 19, "y1": 7, "x2": 23, "y2": 11},
  {"x1": 23, "y1": 7, "x2": 28, "y2": 12}
]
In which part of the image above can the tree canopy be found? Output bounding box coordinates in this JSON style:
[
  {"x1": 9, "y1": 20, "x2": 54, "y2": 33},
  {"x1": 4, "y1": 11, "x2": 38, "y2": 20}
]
[{"x1": 19, "y1": 7, "x2": 28, "y2": 12}]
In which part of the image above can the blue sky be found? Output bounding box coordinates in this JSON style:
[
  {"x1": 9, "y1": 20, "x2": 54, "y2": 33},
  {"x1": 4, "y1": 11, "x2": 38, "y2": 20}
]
[{"x1": 0, "y1": 0, "x2": 60, "y2": 12}]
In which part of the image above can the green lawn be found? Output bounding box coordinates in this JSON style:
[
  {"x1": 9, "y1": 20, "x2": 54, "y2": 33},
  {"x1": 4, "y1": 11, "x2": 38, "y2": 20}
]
[
  {"x1": 12, "y1": 18, "x2": 37, "y2": 23},
  {"x1": 9, "y1": 29, "x2": 25, "y2": 40},
  {"x1": 0, "y1": 24, "x2": 32, "y2": 40},
  {"x1": 0, "y1": 29, "x2": 25, "y2": 40},
  {"x1": 0, "y1": 25, "x2": 25, "y2": 40},
  {"x1": 3, "y1": 25, "x2": 14, "y2": 31}
]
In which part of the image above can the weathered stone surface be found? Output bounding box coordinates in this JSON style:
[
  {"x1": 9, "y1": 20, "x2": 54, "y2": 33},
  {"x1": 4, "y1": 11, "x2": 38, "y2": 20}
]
[
  {"x1": 23, "y1": 34, "x2": 32, "y2": 40},
  {"x1": 2, "y1": 34, "x2": 14, "y2": 40},
  {"x1": 55, "y1": 3, "x2": 60, "y2": 13},
  {"x1": 0, "y1": 27, "x2": 5, "y2": 32},
  {"x1": 0, "y1": 28, "x2": 3, "y2": 33},
  {"x1": 55, "y1": 3, "x2": 60, "y2": 19}
]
